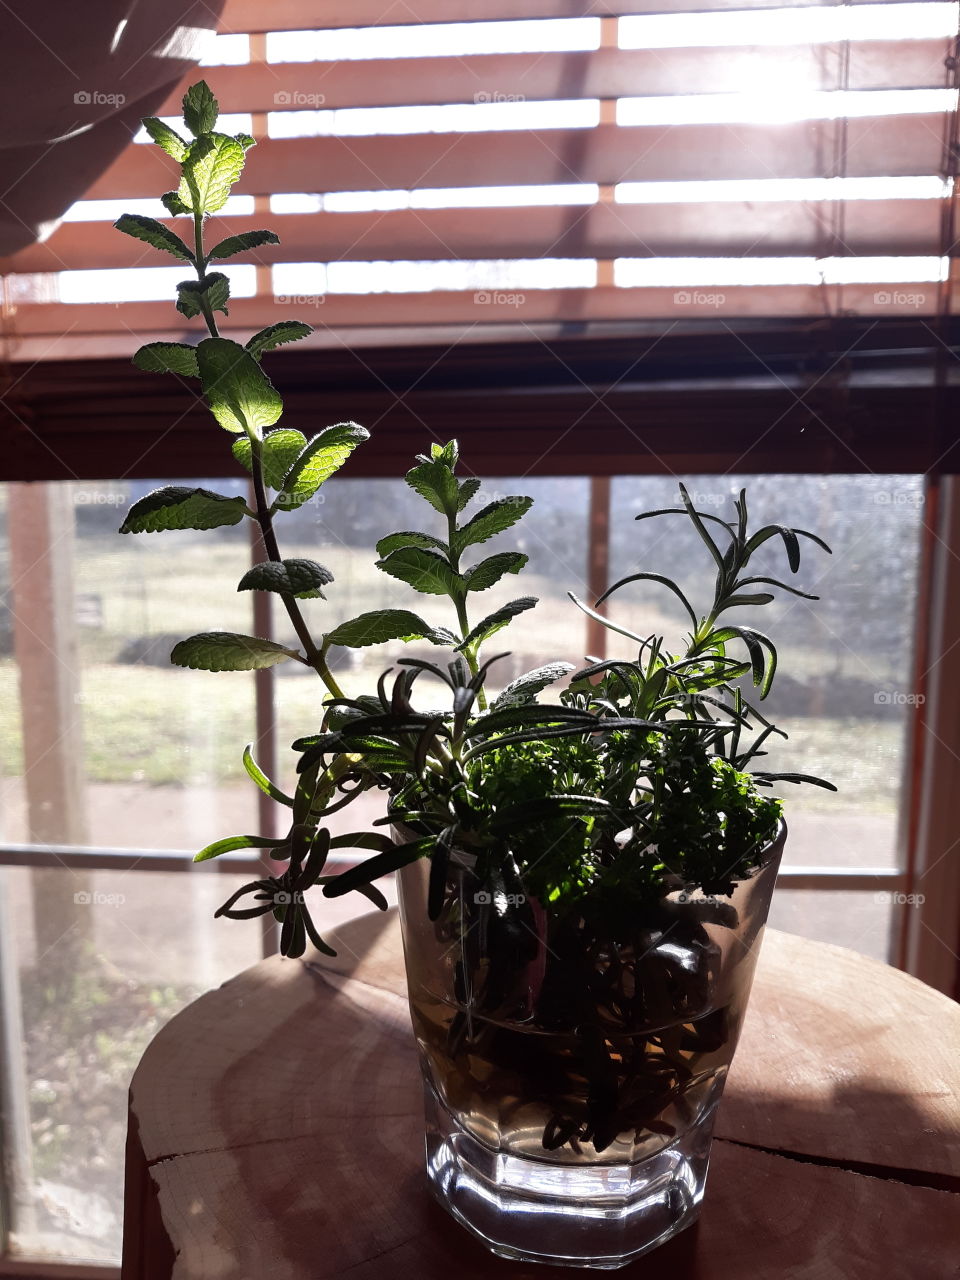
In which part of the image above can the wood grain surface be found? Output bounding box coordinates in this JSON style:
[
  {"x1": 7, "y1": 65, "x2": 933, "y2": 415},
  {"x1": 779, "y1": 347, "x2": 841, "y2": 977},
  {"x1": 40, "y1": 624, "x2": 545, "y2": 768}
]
[{"x1": 122, "y1": 913, "x2": 960, "y2": 1280}]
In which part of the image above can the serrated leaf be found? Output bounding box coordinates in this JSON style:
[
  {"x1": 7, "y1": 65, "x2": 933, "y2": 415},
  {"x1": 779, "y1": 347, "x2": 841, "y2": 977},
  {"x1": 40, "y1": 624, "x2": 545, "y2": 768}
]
[
  {"x1": 114, "y1": 213, "x2": 193, "y2": 261},
  {"x1": 238, "y1": 559, "x2": 333, "y2": 599},
  {"x1": 232, "y1": 429, "x2": 307, "y2": 489},
  {"x1": 132, "y1": 342, "x2": 198, "y2": 377},
  {"x1": 405, "y1": 458, "x2": 459, "y2": 516},
  {"x1": 208, "y1": 229, "x2": 280, "y2": 260},
  {"x1": 491, "y1": 663, "x2": 576, "y2": 709},
  {"x1": 459, "y1": 597, "x2": 537, "y2": 650},
  {"x1": 453, "y1": 497, "x2": 532, "y2": 554},
  {"x1": 457, "y1": 477, "x2": 482, "y2": 511},
  {"x1": 196, "y1": 337, "x2": 283, "y2": 435},
  {"x1": 375, "y1": 546, "x2": 461, "y2": 597},
  {"x1": 375, "y1": 530, "x2": 447, "y2": 557},
  {"x1": 119, "y1": 486, "x2": 247, "y2": 534},
  {"x1": 171, "y1": 632, "x2": 297, "y2": 672},
  {"x1": 429, "y1": 440, "x2": 459, "y2": 466},
  {"x1": 464, "y1": 551, "x2": 527, "y2": 592},
  {"x1": 176, "y1": 272, "x2": 230, "y2": 319},
  {"x1": 161, "y1": 190, "x2": 190, "y2": 216},
  {"x1": 246, "y1": 321, "x2": 313, "y2": 360},
  {"x1": 235, "y1": 132, "x2": 256, "y2": 151},
  {"x1": 325, "y1": 609, "x2": 446, "y2": 649},
  {"x1": 178, "y1": 133, "x2": 245, "y2": 214},
  {"x1": 142, "y1": 117, "x2": 188, "y2": 161},
  {"x1": 275, "y1": 422, "x2": 369, "y2": 509},
  {"x1": 182, "y1": 80, "x2": 219, "y2": 135}
]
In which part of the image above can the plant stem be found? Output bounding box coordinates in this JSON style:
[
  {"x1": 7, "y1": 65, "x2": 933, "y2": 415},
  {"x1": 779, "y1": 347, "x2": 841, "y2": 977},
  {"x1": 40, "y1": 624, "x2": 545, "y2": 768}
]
[
  {"x1": 190, "y1": 211, "x2": 344, "y2": 702},
  {"x1": 447, "y1": 508, "x2": 487, "y2": 711},
  {"x1": 248, "y1": 438, "x2": 345, "y2": 701}
]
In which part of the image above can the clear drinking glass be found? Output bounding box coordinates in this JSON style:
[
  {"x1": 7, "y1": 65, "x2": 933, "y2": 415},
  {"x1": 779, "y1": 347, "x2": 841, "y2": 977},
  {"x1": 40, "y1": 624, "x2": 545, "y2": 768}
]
[{"x1": 396, "y1": 824, "x2": 785, "y2": 1269}]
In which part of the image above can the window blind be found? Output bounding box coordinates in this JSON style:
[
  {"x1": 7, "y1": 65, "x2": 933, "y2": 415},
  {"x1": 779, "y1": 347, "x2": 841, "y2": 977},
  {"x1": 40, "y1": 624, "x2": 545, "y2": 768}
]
[{"x1": 0, "y1": 1, "x2": 958, "y2": 361}]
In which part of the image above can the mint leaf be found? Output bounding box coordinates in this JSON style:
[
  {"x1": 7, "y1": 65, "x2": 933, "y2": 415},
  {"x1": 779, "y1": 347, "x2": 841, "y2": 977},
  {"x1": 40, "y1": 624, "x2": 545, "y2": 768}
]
[
  {"x1": 161, "y1": 190, "x2": 190, "y2": 216},
  {"x1": 209, "y1": 229, "x2": 280, "y2": 260},
  {"x1": 458, "y1": 596, "x2": 537, "y2": 650},
  {"x1": 119, "y1": 486, "x2": 247, "y2": 533},
  {"x1": 132, "y1": 342, "x2": 198, "y2": 377},
  {"x1": 178, "y1": 133, "x2": 245, "y2": 215},
  {"x1": 375, "y1": 547, "x2": 461, "y2": 597},
  {"x1": 325, "y1": 609, "x2": 447, "y2": 648},
  {"x1": 246, "y1": 321, "x2": 313, "y2": 360},
  {"x1": 405, "y1": 457, "x2": 458, "y2": 516},
  {"x1": 196, "y1": 337, "x2": 283, "y2": 435},
  {"x1": 457, "y1": 477, "x2": 482, "y2": 511},
  {"x1": 171, "y1": 632, "x2": 297, "y2": 672},
  {"x1": 276, "y1": 422, "x2": 369, "y2": 510},
  {"x1": 182, "y1": 80, "x2": 219, "y2": 135},
  {"x1": 176, "y1": 272, "x2": 230, "y2": 318},
  {"x1": 465, "y1": 551, "x2": 527, "y2": 592},
  {"x1": 375, "y1": 530, "x2": 447, "y2": 557},
  {"x1": 235, "y1": 132, "x2": 256, "y2": 151},
  {"x1": 114, "y1": 214, "x2": 193, "y2": 261},
  {"x1": 491, "y1": 662, "x2": 576, "y2": 710},
  {"x1": 142, "y1": 117, "x2": 188, "y2": 161},
  {"x1": 238, "y1": 559, "x2": 333, "y2": 599},
  {"x1": 232, "y1": 429, "x2": 307, "y2": 489},
  {"x1": 453, "y1": 497, "x2": 532, "y2": 554},
  {"x1": 429, "y1": 441, "x2": 459, "y2": 467}
]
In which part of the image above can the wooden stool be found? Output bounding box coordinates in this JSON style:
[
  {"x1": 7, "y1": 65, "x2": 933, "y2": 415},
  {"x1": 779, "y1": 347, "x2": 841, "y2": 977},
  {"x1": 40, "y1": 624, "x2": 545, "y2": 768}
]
[{"x1": 122, "y1": 911, "x2": 960, "y2": 1279}]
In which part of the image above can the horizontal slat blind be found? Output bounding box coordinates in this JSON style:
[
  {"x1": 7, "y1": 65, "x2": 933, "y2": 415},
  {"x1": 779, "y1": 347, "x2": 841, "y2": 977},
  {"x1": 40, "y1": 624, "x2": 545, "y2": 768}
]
[
  {"x1": 6, "y1": 201, "x2": 944, "y2": 273},
  {"x1": 82, "y1": 118, "x2": 946, "y2": 197},
  {"x1": 153, "y1": 42, "x2": 952, "y2": 113},
  {"x1": 1, "y1": 0, "x2": 957, "y2": 359},
  {"x1": 221, "y1": 0, "x2": 923, "y2": 30}
]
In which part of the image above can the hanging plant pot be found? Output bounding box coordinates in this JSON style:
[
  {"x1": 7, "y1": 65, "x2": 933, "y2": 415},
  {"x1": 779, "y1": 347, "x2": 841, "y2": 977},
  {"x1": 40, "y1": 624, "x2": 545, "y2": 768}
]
[{"x1": 397, "y1": 822, "x2": 786, "y2": 1270}]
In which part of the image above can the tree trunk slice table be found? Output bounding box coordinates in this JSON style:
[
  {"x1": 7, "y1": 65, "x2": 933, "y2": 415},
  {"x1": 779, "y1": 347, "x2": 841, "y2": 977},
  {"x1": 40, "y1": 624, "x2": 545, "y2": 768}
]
[{"x1": 122, "y1": 913, "x2": 960, "y2": 1280}]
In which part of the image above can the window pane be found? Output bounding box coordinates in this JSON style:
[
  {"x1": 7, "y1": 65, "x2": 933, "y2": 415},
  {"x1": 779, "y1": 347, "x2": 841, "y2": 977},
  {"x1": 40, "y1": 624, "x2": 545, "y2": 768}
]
[
  {"x1": 767, "y1": 888, "x2": 895, "y2": 963},
  {"x1": 608, "y1": 474, "x2": 923, "y2": 955},
  {"x1": 0, "y1": 480, "x2": 259, "y2": 852},
  {"x1": 0, "y1": 865, "x2": 261, "y2": 1262}
]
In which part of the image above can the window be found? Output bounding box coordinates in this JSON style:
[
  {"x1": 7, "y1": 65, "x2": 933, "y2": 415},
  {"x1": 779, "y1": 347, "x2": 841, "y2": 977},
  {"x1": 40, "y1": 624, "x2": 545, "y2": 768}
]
[
  {"x1": 0, "y1": 468, "x2": 934, "y2": 1263},
  {"x1": 2, "y1": 0, "x2": 959, "y2": 1270}
]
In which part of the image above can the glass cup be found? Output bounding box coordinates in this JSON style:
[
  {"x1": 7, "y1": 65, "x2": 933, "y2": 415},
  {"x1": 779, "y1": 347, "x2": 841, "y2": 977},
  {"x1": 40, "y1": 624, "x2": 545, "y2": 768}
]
[{"x1": 396, "y1": 823, "x2": 786, "y2": 1269}]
